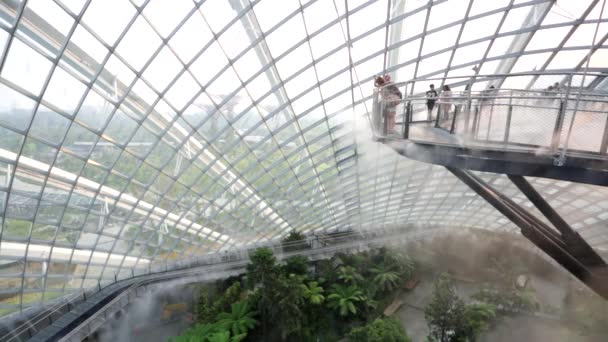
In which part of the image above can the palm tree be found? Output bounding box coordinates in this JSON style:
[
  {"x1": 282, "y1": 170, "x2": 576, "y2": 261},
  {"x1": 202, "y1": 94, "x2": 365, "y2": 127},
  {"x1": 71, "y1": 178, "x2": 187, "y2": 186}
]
[
  {"x1": 387, "y1": 250, "x2": 415, "y2": 279},
  {"x1": 398, "y1": 254, "x2": 416, "y2": 279},
  {"x1": 300, "y1": 281, "x2": 325, "y2": 305},
  {"x1": 337, "y1": 265, "x2": 364, "y2": 285},
  {"x1": 217, "y1": 301, "x2": 257, "y2": 336},
  {"x1": 371, "y1": 263, "x2": 402, "y2": 292},
  {"x1": 327, "y1": 284, "x2": 365, "y2": 316}
]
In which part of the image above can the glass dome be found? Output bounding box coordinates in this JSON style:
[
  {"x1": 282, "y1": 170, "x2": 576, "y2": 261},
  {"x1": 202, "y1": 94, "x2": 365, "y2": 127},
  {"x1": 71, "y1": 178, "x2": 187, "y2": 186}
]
[{"x1": 0, "y1": 0, "x2": 607, "y2": 316}]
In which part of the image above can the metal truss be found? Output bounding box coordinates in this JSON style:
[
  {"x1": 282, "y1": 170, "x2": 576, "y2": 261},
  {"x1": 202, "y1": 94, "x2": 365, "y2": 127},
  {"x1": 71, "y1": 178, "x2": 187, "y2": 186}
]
[{"x1": 0, "y1": 0, "x2": 606, "y2": 318}]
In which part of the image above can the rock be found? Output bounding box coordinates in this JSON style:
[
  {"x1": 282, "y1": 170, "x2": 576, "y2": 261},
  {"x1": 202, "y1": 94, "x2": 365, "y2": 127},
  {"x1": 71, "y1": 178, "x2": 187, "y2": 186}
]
[{"x1": 516, "y1": 274, "x2": 528, "y2": 289}]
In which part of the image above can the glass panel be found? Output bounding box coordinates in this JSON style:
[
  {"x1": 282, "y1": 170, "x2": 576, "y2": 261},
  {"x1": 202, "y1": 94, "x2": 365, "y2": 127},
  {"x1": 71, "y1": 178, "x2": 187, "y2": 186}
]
[
  {"x1": 116, "y1": 15, "x2": 162, "y2": 72},
  {"x1": 143, "y1": 47, "x2": 183, "y2": 93},
  {"x1": 0, "y1": 83, "x2": 37, "y2": 131},
  {"x1": 460, "y1": 12, "x2": 502, "y2": 43},
  {"x1": 143, "y1": 0, "x2": 193, "y2": 38},
  {"x1": 254, "y1": 0, "x2": 299, "y2": 33},
  {"x1": 42, "y1": 67, "x2": 87, "y2": 116},
  {"x1": 1, "y1": 39, "x2": 53, "y2": 96},
  {"x1": 83, "y1": 0, "x2": 136, "y2": 46},
  {"x1": 29, "y1": 106, "x2": 71, "y2": 145},
  {"x1": 190, "y1": 42, "x2": 228, "y2": 86},
  {"x1": 170, "y1": 11, "x2": 213, "y2": 64}
]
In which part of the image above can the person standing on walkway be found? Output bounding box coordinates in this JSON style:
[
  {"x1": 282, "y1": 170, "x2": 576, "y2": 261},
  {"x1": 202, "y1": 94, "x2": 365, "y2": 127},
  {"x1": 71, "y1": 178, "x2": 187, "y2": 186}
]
[
  {"x1": 383, "y1": 75, "x2": 402, "y2": 134},
  {"x1": 372, "y1": 76, "x2": 385, "y2": 134},
  {"x1": 439, "y1": 84, "x2": 452, "y2": 120},
  {"x1": 426, "y1": 84, "x2": 438, "y2": 120}
]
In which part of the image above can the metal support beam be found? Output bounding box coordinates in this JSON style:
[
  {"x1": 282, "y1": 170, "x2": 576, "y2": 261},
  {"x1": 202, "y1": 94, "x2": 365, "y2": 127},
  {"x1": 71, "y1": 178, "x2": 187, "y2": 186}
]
[
  {"x1": 508, "y1": 175, "x2": 607, "y2": 268},
  {"x1": 447, "y1": 167, "x2": 608, "y2": 300}
]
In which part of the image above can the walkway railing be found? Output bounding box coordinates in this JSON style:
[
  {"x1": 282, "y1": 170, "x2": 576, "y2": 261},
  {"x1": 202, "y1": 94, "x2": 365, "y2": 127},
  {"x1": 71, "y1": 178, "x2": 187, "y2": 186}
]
[
  {"x1": 1, "y1": 226, "x2": 422, "y2": 342},
  {"x1": 48, "y1": 226, "x2": 432, "y2": 342},
  {"x1": 372, "y1": 72, "x2": 608, "y2": 163}
]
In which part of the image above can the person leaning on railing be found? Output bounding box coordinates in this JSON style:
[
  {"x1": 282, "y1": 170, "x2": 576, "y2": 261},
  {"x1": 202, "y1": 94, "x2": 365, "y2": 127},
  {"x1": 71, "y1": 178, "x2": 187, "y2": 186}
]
[{"x1": 382, "y1": 74, "x2": 403, "y2": 134}]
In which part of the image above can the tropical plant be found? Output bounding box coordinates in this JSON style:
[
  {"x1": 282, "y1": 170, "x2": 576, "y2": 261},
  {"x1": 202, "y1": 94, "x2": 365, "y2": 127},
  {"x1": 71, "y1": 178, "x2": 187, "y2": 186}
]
[
  {"x1": 371, "y1": 263, "x2": 402, "y2": 292},
  {"x1": 217, "y1": 301, "x2": 257, "y2": 336},
  {"x1": 327, "y1": 284, "x2": 365, "y2": 317},
  {"x1": 207, "y1": 330, "x2": 247, "y2": 342},
  {"x1": 246, "y1": 247, "x2": 278, "y2": 288},
  {"x1": 424, "y1": 275, "x2": 467, "y2": 342},
  {"x1": 282, "y1": 230, "x2": 307, "y2": 251},
  {"x1": 347, "y1": 317, "x2": 412, "y2": 342},
  {"x1": 395, "y1": 253, "x2": 416, "y2": 280},
  {"x1": 197, "y1": 282, "x2": 242, "y2": 323},
  {"x1": 338, "y1": 252, "x2": 367, "y2": 269},
  {"x1": 301, "y1": 281, "x2": 325, "y2": 305},
  {"x1": 283, "y1": 255, "x2": 309, "y2": 276},
  {"x1": 337, "y1": 265, "x2": 364, "y2": 285},
  {"x1": 274, "y1": 274, "x2": 308, "y2": 338},
  {"x1": 195, "y1": 286, "x2": 213, "y2": 323},
  {"x1": 170, "y1": 322, "x2": 219, "y2": 342},
  {"x1": 282, "y1": 230, "x2": 305, "y2": 243},
  {"x1": 471, "y1": 287, "x2": 537, "y2": 313},
  {"x1": 463, "y1": 302, "x2": 496, "y2": 341}
]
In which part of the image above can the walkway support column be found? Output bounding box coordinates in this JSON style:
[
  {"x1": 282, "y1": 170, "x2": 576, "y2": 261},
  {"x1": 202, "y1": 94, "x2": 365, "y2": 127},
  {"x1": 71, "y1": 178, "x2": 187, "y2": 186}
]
[
  {"x1": 508, "y1": 175, "x2": 607, "y2": 269},
  {"x1": 447, "y1": 167, "x2": 608, "y2": 300}
]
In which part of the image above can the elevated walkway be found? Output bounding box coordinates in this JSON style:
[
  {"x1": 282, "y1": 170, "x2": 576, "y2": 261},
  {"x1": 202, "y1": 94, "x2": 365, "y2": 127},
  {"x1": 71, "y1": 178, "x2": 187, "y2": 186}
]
[
  {"x1": 0, "y1": 227, "x2": 432, "y2": 342},
  {"x1": 373, "y1": 73, "x2": 608, "y2": 301},
  {"x1": 373, "y1": 77, "x2": 608, "y2": 186}
]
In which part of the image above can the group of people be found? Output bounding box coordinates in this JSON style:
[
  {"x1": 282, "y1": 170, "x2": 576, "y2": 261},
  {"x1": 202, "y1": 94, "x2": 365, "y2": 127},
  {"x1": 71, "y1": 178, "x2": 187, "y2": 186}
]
[
  {"x1": 425, "y1": 84, "x2": 458, "y2": 120},
  {"x1": 373, "y1": 74, "x2": 403, "y2": 134},
  {"x1": 373, "y1": 76, "x2": 509, "y2": 135},
  {"x1": 426, "y1": 84, "x2": 498, "y2": 120}
]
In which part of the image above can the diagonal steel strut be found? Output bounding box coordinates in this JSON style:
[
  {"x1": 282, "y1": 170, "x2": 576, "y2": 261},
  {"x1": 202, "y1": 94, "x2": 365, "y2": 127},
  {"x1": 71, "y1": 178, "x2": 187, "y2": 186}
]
[
  {"x1": 447, "y1": 167, "x2": 608, "y2": 300},
  {"x1": 508, "y1": 175, "x2": 608, "y2": 270}
]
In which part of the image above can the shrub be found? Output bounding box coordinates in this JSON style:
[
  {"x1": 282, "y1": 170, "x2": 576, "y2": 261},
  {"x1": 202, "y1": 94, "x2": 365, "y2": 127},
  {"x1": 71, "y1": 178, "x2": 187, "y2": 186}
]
[{"x1": 347, "y1": 317, "x2": 411, "y2": 342}]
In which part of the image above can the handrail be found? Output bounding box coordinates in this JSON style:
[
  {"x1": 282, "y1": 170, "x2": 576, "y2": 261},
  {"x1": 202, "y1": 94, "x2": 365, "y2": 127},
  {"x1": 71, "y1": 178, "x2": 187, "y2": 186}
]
[
  {"x1": 384, "y1": 71, "x2": 608, "y2": 90},
  {"x1": 57, "y1": 226, "x2": 426, "y2": 341},
  {"x1": 1, "y1": 228, "x2": 388, "y2": 341},
  {"x1": 372, "y1": 74, "x2": 608, "y2": 161}
]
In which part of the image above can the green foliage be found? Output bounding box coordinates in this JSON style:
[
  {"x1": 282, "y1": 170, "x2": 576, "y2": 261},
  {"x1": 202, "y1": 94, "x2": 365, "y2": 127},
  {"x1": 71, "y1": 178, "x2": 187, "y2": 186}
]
[
  {"x1": 338, "y1": 252, "x2": 367, "y2": 270},
  {"x1": 463, "y1": 303, "x2": 496, "y2": 338},
  {"x1": 217, "y1": 301, "x2": 257, "y2": 336},
  {"x1": 393, "y1": 252, "x2": 416, "y2": 280},
  {"x1": 246, "y1": 247, "x2": 278, "y2": 288},
  {"x1": 207, "y1": 331, "x2": 246, "y2": 342},
  {"x1": 424, "y1": 276, "x2": 467, "y2": 342},
  {"x1": 471, "y1": 287, "x2": 537, "y2": 313},
  {"x1": 182, "y1": 247, "x2": 422, "y2": 341},
  {"x1": 196, "y1": 282, "x2": 243, "y2": 323},
  {"x1": 301, "y1": 281, "x2": 325, "y2": 305},
  {"x1": 283, "y1": 255, "x2": 309, "y2": 276},
  {"x1": 282, "y1": 230, "x2": 305, "y2": 243},
  {"x1": 196, "y1": 286, "x2": 213, "y2": 323},
  {"x1": 371, "y1": 263, "x2": 402, "y2": 292},
  {"x1": 170, "y1": 322, "x2": 219, "y2": 342},
  {"x1": 282, "y1": 230, "x2": 307, "y2": 252},
  {"x1": 347, "y1": 317, "x2": 411, "y2": 342},
  {"x1": 425, "y1": 277, "x2": 499, "y2": 342},
  {"x1": 337, "y1": 266, "x2": 364, "y2": 285},
  {"x1": 272, "y1": 274, "x2": 308, "y2": 339},
  {"x1": 246, "y1": 249, "x2": 313, "y2": 339},
  {"x1": 327, "y1": 284, "x2": 365, "y2": 317}
]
